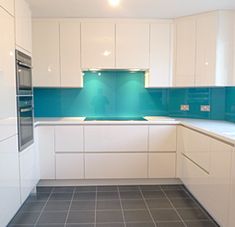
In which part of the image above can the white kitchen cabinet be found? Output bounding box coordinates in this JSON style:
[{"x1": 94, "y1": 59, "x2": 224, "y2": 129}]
[
  {"x1": 81, "y1": 22, "x2": 115, "y2": 69},
  {"x1": 15, "y1": 0, "x2": 32, "y2": 54},
  {"x1": 56, "y1": 154, "x2": 84, "y2": 179},
  {"x1": 32, "y1": 20, "x2": 60, "y2": 87},
  {"x1": 85, "y1": 153, "x2": 147, "y2": 179},
  {"x1": 116, "y1": 23, "x2": 150, "y2": 69},
  {"x1": 174, "y1": 16, "x2": 196, "y2": 87},
  {"x1": 146, "y1": 23, "x2": 172, "y2": 87},
  {"x1": 229, "y1": 150, "x2": 235, "y2": 227},
  {"x1": 37, "y1": 126, "x2": 55, "y2": 179},
  {"x1": 84, "y1": 125, "x2": 148, "y2": 152},
  {"x1": 148, "y1": 153, "x2": 176, "y2": 178},
  {"x1": 149, "y1": 125, "x2": 176, "y2": 152},
  {"x1": 19, "y1": 144, "x2": 39, "y2": 203},
  {"x1": 0, "y1": 7, "x2": 17, "y2": 141},
  {"x1": 55, "y1": 126, "x2": 84, "y2": 152},
  {"x1": 0, "y1": 0, "x2": 14, "y2": 15},
  {"x1": 0, "y1": 136, "x2": 20, "y2": 227},
  {"x1": 60, "y1": 22, "x2": 83, "y2": 87}
]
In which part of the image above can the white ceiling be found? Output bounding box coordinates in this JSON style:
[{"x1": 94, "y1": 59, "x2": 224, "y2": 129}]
[{"x1": 26, "y1": 0, "x2": 235, "y2": 19}]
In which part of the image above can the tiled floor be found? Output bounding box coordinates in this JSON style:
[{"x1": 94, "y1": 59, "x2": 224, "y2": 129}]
[{"x1": 8, "y1": 185, "x2": 219, "y2": 227}]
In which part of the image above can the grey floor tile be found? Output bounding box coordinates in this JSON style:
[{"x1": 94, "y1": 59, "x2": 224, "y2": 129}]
[
  {"x1": 27, "y1": 193, "x2": 51, "y2": 202},
  {"x1": 44, "y1": 201, "x2": 71, "y2": 211},
  {"x1": 8, "y1": 225, "x2": 34, "y2": 227},
  {"x1": 170, "y1": 198, "x2": 199, "y2": 209},
  {"x1": 73, "y1": 192, "x2": 96, "y2": 201},
  {"x1": 97, "y1": 191, "x2": 119, "y2": 200},
  {"x1": 177, "y1": 208, "x2": 210, "y2": 221},
  {"x1": 49, "y1": 193, "x2": 73, "y2": 201},
  {"x1": 37, "y1": 187, "x2": 54, "y2": 193},
  {"x1": 161, "y1": 185, "x2": 184, "y2": 190},
  {"x1": 96, "y1": 210, "x2": 124, "y2": 223},
  {"x1": 53, "y1": 187, "x2": 75, "y2": 193},
  {"x1": 118, "y1": 185, "x2": 140, "y2": 191},
  {"x1": 124, "y1": 210, "x2": 152, "y2": 222},
  {"x1": 37, "y1": 211, "x2": 67, "y2": 224},
  {"x1": 70, "y1": 201, "x2": 96, "y2": 211},
  {"x1": 140, "y1": 185, "x2": 161, "y2": 191},
  {"x1": 150, "y1": 209, "x2": 181, "y2": 222},
  {"x1": 146, "y1": 198, "x2": 172, "y2": 209},
  {"x1": 121, "y1": 199, "x2": 147, "y2": 210},
  {"x1": 120, "y1": 191, "x2": 142, "y2": 200},
  {"x1": 96, "y1": 224, "x2": 124, "y2": 227},
  {"x1": 75, "y1": 186, "x2": 97, "y2": 192},
  {"x1": 126, "y1": 223, "x2": 155, "y2": 227},
  {"x1": 66, "y1": 224, "x2": 94, "y2": 227},
  {"x1": 67, "y1": 211, "x2": 95, "y2": 224},
  {"x1": 36, "y1": 225, "x2": 64, "y2": 227},
  {"x1": 9, "y1": 212, "x2": 40, "y2": 225},
  {"x1": 97, "y1": 186, "x2": 118, "y2": 192},
  {"x1": 97, "y1": 200, "x2": 121, "y2": 210},
  {"x1": 142, "y1": 190, "x2": 166, "y2": 199},
  {"x1": 164, "y1": 189, "x2": 191, "y2": 199},
  {"x1": 157, "y1": 221, "x2": 185, "y2": 227},
  {"x1": 20, "y1": 201, "x2": 45, "y2": 212},
  {"x1": 185, "y1": 220, "x2": 219, "y2": 227}
]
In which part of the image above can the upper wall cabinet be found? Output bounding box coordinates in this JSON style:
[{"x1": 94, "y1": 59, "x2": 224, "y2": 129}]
[
  {"x1": 116, "y1": 23, "x2": 150, "y2": 69},
  {"x1": 32, "y1": 21, "x2": 60, "y2": 87},
  {"x1": 174, "y1": 11, "x2": 234, "y2": 87},
  {"x1": 60, "y1": 22, "x2": 83, "y2": 87},
  {"x1": 81, "y1": 22, "x2": 115, "y2": 69},
  {"x1": 0, "y1": 0, "x2": 14, "y2": 15},
  {"x1": 15, "y1": 0, "x2": 32, "y2": 54},
  {"x1": 146, "y1": 22, "x2": 173, "y2": 87}
]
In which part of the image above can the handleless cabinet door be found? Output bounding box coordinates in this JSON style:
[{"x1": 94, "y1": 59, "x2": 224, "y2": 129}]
[
  {"x1": 116, "y1": 23, "x2": 150, "y2": 69},
  {"x1": 81, "y1": 22, "x2": 115, "y2": 69},
  {"x1": 229, "y1": 150, "x2": 235, "y2": 227},
  {"x1": 0, "y1": 0, "x2": 14, "y2": 15}
]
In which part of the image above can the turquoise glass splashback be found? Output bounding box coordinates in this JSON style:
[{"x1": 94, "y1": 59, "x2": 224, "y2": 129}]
[{"x1": 34, "y1": 70, "x2": 234, "y2": 122}]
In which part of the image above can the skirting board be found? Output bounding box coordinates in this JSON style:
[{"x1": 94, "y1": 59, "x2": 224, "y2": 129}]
[{"x1": 37, "y1": 178, "x2": 182, "y2": 187}]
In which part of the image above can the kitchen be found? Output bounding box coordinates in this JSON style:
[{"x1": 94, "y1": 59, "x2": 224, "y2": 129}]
[{"x1": 1, "y1": 0, "x2": 235, "y2": 226}]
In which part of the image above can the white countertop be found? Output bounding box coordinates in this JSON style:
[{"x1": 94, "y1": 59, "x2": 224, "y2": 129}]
[{"x1": 34, "y1": 117, "x2": 235, "y2": 145}]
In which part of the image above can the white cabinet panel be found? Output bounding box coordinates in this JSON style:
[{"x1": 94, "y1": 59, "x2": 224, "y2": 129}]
[
  {"x1": 81, "y1": 22, "x2": 115, "y2": 69},
  {"x1": 174, "y1": 17, "x2": 196, "y2": 87},
  {"x1": 0, "y1": 7, "x2": 17, "y2": 141},
  {"x1": 37, "y1": 126, "x2": 55, "y2": 179},
  {"x1": 56, "y1": 154, "x2": 84, "y2": 179},
  {"x1": 149, "y1": 153, "x2": 176, "y2": 178},
  {"x1": 85, "y1": 153, "x2": 147, "y2": 179},
  {"x1": 60, "y1": 22, "x2": 83, "y2": 87},
  {"x1": 19, "y1": 144, "x2": 38, "y2": 203},
  {"x1": 84, "y1": 126, "x2": 148, "y2": 152},
  {"x1": 147, "y1": 23, "x2": 172, "y2": 87},
  {"x1": 32, "y1": 20, "x2": 60, "y2": 87},
  {"x1": 15, "y1": 0, "x2": 32, "y2": 53},
  {"x1": 229, "y1": 150, "x2": 235, "y2": 227},
  {"x1": 55, "y1": 126, "x2": 84, "y2": 152},
  {"x1": 116, "y1": 23, "x2": 150, "y2": 69},
  {"x1": 0, "y1": 0, "x2": 14, "y2": 15},
  {"x1": 149, "y1": 126, "x2": 176, "y2": 152},
  {"x1": 0, "y1": 136, "x2": 20, "y2": 227}
]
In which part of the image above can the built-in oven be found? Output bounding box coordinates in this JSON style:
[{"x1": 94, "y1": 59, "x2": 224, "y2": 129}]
[{"x1": 16, "y1": 50, "x2": 34, "y2": 152}]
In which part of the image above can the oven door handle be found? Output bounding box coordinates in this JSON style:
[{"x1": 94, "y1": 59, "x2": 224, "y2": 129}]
[
  {"x1": 20, "y1": 107, "x2": 33, "y2": 113},
  {"x1": 18, "y1": 61, "x2": 32, "y2": 69}
]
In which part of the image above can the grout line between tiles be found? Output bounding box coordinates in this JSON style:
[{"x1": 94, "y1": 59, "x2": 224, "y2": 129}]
[
  {"x1": 118, "y1": 186, "x2": 127, "y2": 227},
  {"x1": 64, "y1": 187, "x2": 75, "y2": 227},
  {"x1": 95, "y1": 186, "x2": 97, "y2": 227}
]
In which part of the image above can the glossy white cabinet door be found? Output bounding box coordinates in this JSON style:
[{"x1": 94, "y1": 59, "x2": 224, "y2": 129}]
[
  {"x1": 0, "y1": 136, "x2": 20, "y2": 227},
  {"x1": 147, "y1": 23, "x2": 172, "y2": 87},
  {"x1": 85, "y1": 153, "x2": 147, "y2": 179},
  {"x1": 0, "y1": 0, "x2": 14, "y2": 15},
  {"x1": 32, "y1": 20, "x2": 60, "y2": 87},
  {"x1": 148, "y1": 153, "x2": 176, "y2": 178},
  {"x1": 19, "y1": 144, "x2": 39, "y2": 203},
  {"x1": 60, "y1": 22, "x2": 83, "y2": 87},
  {"x1": 0, "y1": 7, "x2": 17, "y2": 141},
  {"x1": 116, "y1": 23, "x2": 150, "y2": 69},
  {"x1": 81, "y1": 22, "x2": 115, "y2": 69},
  {"x1": 229, "y1": 150, "x2": 235, "y2": 227},
  {"x1": 174, "y1": 17, "x2": 196, "y2": 87},
  {"x1": 55, "y1": 126, "x2": 84, "y2": 152},
  {"x1": 37, "y1": 126, "x2": 55, "y2": 179},
  {"x1": 149, "y1": 126, "x2": 176, "y2": 152},
  {"x1": 195, "y1": 12, "x2": 217, "y2": 86},
  {"x1": 15, "y1": 0, "x2": 32, "y2": 54},
  {"x1": 84, "y1": 125, "x2": 148, "y2": 152},
  {"x1": 56, "y1": 154, "x2": 84, "y2": 179}
]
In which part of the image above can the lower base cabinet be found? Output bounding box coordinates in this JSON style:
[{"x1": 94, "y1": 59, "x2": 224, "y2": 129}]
[
  {"x1": 85, "y1": 153, "x2": 148, "y2": 179},
  {"x1": 148, "y1": 153, "x2": 176, "y2": 178},
  {"x1": 229, "y1": 151, "x2": 235, "y2": 227},
  {"x1": 56, "y1": 153, "x2": 84, "y2": 179}
]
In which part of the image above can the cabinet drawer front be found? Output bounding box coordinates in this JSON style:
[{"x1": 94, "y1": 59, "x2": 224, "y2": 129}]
[
  {"x1": 85, "y1": 153, "x2": 147, "y2": 179},
  {"x1": 84, "y1": 126, "x2": 148, "y2": 152},
  {"x1": 56, "y1": 154, "x2": 84, "y2": 180},
  {"x1": 149, "y1": 126, "x2": 176, "y2": 152},
  {"x1": 55, "y1": 126, "x2": 83, "y2": 152},
  {"x1": 149, "y1": 153, "x2": 176, "y2": 178}
]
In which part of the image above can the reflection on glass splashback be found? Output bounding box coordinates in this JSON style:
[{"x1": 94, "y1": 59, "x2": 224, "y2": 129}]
[{"x1": 34, "y1": 70, "x2": 235, "y2": 123}]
